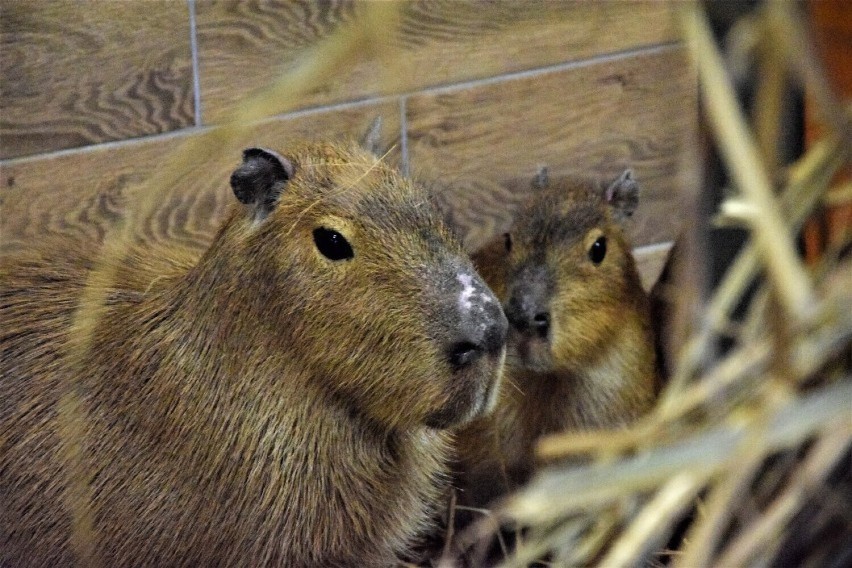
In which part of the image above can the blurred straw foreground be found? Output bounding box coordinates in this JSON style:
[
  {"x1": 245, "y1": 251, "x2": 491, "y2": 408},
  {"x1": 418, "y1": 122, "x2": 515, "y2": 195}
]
[{"x1": 49, "y1": 2, "x2": 850, "y2": 566}]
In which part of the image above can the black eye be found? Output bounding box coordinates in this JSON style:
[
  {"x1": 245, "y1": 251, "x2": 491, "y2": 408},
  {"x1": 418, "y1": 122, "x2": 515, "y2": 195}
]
[
  {"x1": 589, "y1": 236, "x2": 607, "y2": 264},
  {"x1": 313, "y1": 227, "x2": 354, "y2": 261},
  {"x1": 504, "y1": 232, "x2": 513, "y2": 252}
]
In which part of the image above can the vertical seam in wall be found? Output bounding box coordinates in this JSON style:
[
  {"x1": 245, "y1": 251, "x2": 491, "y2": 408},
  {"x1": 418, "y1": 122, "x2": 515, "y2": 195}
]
[
  {"x1": 400, "y1": 96, "x2": 409, "y2": 177},
  {"x1": 188, "y1": 0, "x2": 203, "y2": 126}
]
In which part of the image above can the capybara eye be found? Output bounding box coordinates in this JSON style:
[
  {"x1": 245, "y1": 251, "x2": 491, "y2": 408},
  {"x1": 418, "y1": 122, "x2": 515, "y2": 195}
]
[
  {"x1": 313, "y1": 227, "x2": 354, "y2": 261},
  {"x1": 504, "y1": 232, "x2": 513, "y2": 253},
  {"x1": 589, "y1": 236, "x2": 607, "y2": 264}
]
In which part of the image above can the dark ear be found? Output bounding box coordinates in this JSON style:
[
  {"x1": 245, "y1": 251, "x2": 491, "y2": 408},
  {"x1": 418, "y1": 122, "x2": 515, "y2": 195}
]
[
  {"x1": 230, "y1": 148, "x2": 294, "y2": 220},
  {"x1": 359, "y1": 116, "x2": 383, "y2": 157},
  {"x1": 531, "y1": 165, "x2": 549, "y2": 189},
  {"x1": 604, "y1": 169, "x2": 640, "y2": 220}
]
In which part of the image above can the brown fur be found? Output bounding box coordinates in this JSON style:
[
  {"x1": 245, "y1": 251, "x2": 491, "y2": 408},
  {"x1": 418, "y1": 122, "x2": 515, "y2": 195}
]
[
  {"x1": 0, "y1": 142, "x2": 508, "y2": 567},
  {"x1": 454, "y1": 171, "x2": 658, "y2": 507}
]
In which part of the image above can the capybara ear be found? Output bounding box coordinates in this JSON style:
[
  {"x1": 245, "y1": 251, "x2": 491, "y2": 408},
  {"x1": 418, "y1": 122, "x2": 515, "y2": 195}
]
[
  {"x1": 230, "y1": 148, "x2": 295, "y2": 219},
  {"x1": 604, "y1": 169, "x2": 640, "y2": 221},
  {"x1": 359, "y1": 116, "x2": 383, "y2": 157},
  {"x1": 532, "y1": 165, "x2": 549, "y2": 190}
]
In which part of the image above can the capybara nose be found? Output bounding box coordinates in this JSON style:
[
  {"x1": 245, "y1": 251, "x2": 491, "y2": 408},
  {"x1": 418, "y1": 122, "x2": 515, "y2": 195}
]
[
  {"x1": 445, "y1": 270, "x2": 508, "y2": 370},
  {"x1": 532, "y1": 312, "x2": 550, "y2": 338},
  {"x1": 505, "y1": 263, "x2": 552, "y2": 337},
  {"x1": 448, "y1": 341, "x2": 482, "y2": 369},
  {"x1": 482, "y1": 312, "x2": 509, "y2": 355},
  {"x1": 447, "y1": 310, "x2": 508, "y2": 369},
  {"x1": 505, "y1": 292, "x2": 550, "y2": 339},
  {"x1": 448, "y1": 309, "x2": 508, "y2": 371}
]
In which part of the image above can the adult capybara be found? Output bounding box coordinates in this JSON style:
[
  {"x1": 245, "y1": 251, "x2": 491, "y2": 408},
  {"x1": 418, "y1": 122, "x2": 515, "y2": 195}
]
[{"x1": 1, "y1": 141, "x2": 508, "y2": 566}]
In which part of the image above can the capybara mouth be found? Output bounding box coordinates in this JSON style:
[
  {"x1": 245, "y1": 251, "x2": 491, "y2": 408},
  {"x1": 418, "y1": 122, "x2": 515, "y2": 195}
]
[
  {"x1": 479, "y1": 346, "x2": 506, "y2": 415},
  {"x1": 511, "y1": 333, "x2": 553, "y2": 372},
  {"x1": 424, "y1": 347, "x2": 506, "y2": 429}
]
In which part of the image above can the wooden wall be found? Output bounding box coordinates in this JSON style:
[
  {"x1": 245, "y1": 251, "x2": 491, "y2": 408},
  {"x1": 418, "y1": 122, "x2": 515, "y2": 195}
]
[
  {"x1": 0, "y1": 1, "x2": 695, "y2": 286},
  {"x1": 804, "y1": 0, "x2": 851, "y2": 262}
]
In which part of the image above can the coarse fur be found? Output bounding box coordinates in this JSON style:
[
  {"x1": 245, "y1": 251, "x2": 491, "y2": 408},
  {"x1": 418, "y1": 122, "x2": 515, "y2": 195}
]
[
  {"x1": 0, "y1": 141, "x2": 507, "y2": 567},
  {"x1": 453, "y1": 170, "x2": 658, "y2": 507}
]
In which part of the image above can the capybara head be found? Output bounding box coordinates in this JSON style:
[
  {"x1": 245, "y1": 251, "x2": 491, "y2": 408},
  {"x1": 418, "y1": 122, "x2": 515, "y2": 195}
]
[
  {"x1": 477, "y1": 169, "x2": 642, "y2": 375},
  {"x1": 221, "y1": 143, "x2": 508, "y2": 430}
]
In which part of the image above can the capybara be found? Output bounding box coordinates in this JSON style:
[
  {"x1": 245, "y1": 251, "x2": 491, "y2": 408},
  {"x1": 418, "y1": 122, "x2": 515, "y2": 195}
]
[
  {"x1": 1, "y1": 141, "x2": 508, "y2": 566},
  {"x1": 454, "y1": 168, "x2": 657, "y2": 507}
]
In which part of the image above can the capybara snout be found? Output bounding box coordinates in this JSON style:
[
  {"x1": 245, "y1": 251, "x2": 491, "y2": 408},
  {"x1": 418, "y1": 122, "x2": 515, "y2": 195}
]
[
  {"x1": 447, "y1": 269, "x2": 508, "y2": 363},
  {"x1": 418, "y1": 260, "x2": 508, "y2": 430}
]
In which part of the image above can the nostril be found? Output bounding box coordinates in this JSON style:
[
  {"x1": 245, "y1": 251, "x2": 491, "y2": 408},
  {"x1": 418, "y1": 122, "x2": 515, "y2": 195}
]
[
  {"x1": 448, "y1": 341, "x2": 482, "y2": 369},
  {"x1": 532, "y1": 312, "x2": 550, "y2": 338}
]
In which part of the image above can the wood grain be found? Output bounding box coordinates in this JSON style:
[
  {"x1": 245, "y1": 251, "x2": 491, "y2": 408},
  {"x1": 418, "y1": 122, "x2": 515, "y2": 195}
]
[
  {"x1": 635, "y1": 242, "x2": 675, "y2": 293},
  {"x1": 0, "y1": 0, "x2": 195, "y2": 159},
  {"x1": 195, "y1": 0, "x2": 677, "y2": 123},
  {"x1": 0, "y1": 102, "x2": 401, "y2": 254},
  {"x1": 406, "y1": 48, "x2": 697, "y2": 251}
]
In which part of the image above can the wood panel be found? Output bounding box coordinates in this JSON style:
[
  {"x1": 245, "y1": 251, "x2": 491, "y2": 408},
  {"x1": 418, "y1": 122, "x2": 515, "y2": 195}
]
[
  {"x1": 809, "y1": 0, "x2": 852, "y2": 98},
  {"x1": 406, "y1": 48, "x2": 696, "y2": 251},
  {"x1": 803, "y1": 0, "x2": 852, "y2": 263},
  {"x1": 635, "y1": 242, "x2": 674, "y2": 293},
  {"x1": 195, "y1": 0, "x2": 677, "y2": 123},
  {"x1": 0, "y1": 102, "x2": 401, "y2": 254},
  {"x1": 0, "y1": 0, "x2": 195, "y2": 159}
]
